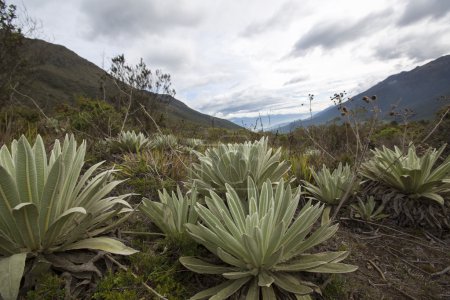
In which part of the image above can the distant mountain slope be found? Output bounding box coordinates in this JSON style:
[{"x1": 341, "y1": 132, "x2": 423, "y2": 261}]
[
  {"x1": 15, "y1": 38, "x2": 240, "y2": 130},
  {"x1": 278, "y1": 55, "x2": 450, "y2": 132}
]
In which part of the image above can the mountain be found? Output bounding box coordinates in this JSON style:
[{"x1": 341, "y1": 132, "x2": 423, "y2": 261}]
[
  {"x1": 277, "y1": 55, "x2": 450, "y2": 132},
  {"x1": 13, "y1": 38, "x2": 240, "y2": 130}
]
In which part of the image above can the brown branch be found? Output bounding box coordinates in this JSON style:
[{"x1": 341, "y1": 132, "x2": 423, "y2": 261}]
[
  {"x1": 431, "y1": 265, "x2": 450, "y2": 277},
  {"x1": 420, "y1": 106, "x2": 450, "y2": 144},
  {"x1": 368, "y1": 259, "x2": 386, "y2": 281}
]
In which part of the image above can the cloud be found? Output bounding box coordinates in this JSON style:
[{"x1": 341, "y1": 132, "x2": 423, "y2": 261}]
[
  {"x1": 194, "y1": 84, "x2": 319, "y2": 119},
  {"x1": 373, "y1": 30, "x2": 450, "y2": 62},
  {"x1": 283, "y1": 74, "x2": 309, "y2": 86},
  {"x1": 80, "y1": 0, "x2": 204, "y2": 40},
  {"x1": 196, "y1": 88, "x2": 289, "y2": 117},
  {"x1": 290, "y1": 9, "x2": 393, "y2": 56},
  {"x1": 398, "y1": 0, "x2": 450, "y2": 26},
  {"x1": 139, "y1": 38, "x2": 195, "y2": 71},
  {"x1": 241, "y1": 1, "x2": 303, "y2": 37}
]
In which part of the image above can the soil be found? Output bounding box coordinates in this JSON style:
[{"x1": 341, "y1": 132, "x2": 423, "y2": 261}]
[{"x1": 325, "y1": 217, "x2": 450, "y2": 300}]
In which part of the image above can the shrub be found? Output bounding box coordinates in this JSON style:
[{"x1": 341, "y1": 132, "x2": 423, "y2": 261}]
[
  {"x1": 0, "y1": 135, "x2": 137, "y2": 300},
  {"x1": 117, "y1": 149, "x2": 187, "y2": 198},
  {"x1": 59, "y1": 97, "x2": 122, "y2": 137},
  {"x1": 180, "y1": 178, "x2": 357, "y2": 299}
]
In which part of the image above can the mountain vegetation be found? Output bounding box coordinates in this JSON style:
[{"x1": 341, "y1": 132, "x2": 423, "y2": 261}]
[{"x1": 1, "y1": 1, "x2": 450, "y2": 299}]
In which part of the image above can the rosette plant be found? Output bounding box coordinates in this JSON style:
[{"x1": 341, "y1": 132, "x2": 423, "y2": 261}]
[
  {"x1": 360, "y1": 144, "x2": 450, "y2": 228},
  {"x1": 189, "y1": 137, "x2": 291, "y2": 197},
  {"x1": 140, "y1": 186, "x2": 199, "y2": 239},
  {"x1": 351, "y1": 196, "x2": 388, "y2": 222},
  {"x1": 0, "y1": 135, "x2": 136, "y2": 300},
  {"x1": 108, "y1": 130, "x2": 150, "y2": 153},
  {"x1": 180, "y1": 178, "x2": 357, "y2": 299},
  {"x1": 303, "y1": 163, "x2": 358, "y2": 205},
  {"x1": 360, "y1": 144, "x2": 450, "y2": 204},
  {"x1": 150, "y1": 133, "x2": 178, "y2": 150}
]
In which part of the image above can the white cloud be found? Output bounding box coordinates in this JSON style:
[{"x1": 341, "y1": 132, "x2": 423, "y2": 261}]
[{"x1": 10, "y1": 0, "x2": 450, "y2": 123}]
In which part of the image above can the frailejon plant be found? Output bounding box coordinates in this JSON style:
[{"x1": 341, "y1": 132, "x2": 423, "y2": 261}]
[
  {"x1": 351, "y1": 196, "x2": 388, "y2": 222},
  {"x1": 189, "y1": 137, "x2": 291, "y2": 197},
  {"x1": 360, "y1": 144, "x2": 450, "y2": 203},
  {"x1": 0, "y1": 135, "x2": 137, "y2": 300},
  {"x1": 303, "y1": 163, "x2": 358, "y2": 206},
  {"x1": 140, "y1": 186, "x2": 199, "y2": 239},
  {"x1": 150, "y1": 134, "x2": 178, "y2": 150},
  {"x1": 180, "y1": 178, "x2": 357, "y2": 299},
  {"x1": 183, "y1": 138, "x2": 204, "y2": 149},
  {"x1": 107, "y1": 130, "x2": 150, "y2": 153},
  {"x1": 360, "y1": 144, "x2": 450, "y2": 228}
]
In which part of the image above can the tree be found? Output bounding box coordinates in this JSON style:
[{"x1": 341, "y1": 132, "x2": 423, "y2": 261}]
[
  {"x1": 108, "y1": 54, "x2": 176, "y2": 131},
  {"x1": 0, "y1": 0, "x2": 25, "y2": 103}
]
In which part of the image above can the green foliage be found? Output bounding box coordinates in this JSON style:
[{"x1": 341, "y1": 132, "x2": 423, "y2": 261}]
[
  {"x1": 289, "y1": 153, "x2": 313, "y2": 183},
  {"x1": 131, "y1": 252, "x2": 189, "y2": 299},
  {"x1": 189, "y1": 137, "x2": 291, "y2": 197},
  {"x1": 372, "y1": 126, "x2": 402, "y2": 143},
  {"x1": 93, "y1": 270, "x2": 141, "y2": 300},
  {"x1": 303, "y1": 163, "x2": 358, "y2": 205},
  {"x1": 26, "y1": 273, "x2": 65, "y2": 300},
  {"x1": 180, "y1": 178, "x2": 357, "y2": 299},
  {"x1": 361, "y1": 144, "x2": 450, "y2": 204},
  {"x1": 140, "y1": 186, "x2": 199, "y2": 240},
  {"x1": 108, "y1": 130, "x2": 150, "y2": 153},
  {"x1": 322, "y1": 275, "x2": 348, "y2": 300},
  {"x1": 58, "y1": 97, "x2": 122, "y2": 137},
  {"x1": 105, "y1": 240, "x2": 202, "y2": 300},
  {"x1": 351, "y1": 196, "x2": 388, "y2": 221},
  {"x1": 0, "y1": 0, "x2": 26, "y2": 102},
  {"x1": 0, "y1": 134, "x2": 137, "y2": 299},
  {"x1": 117, "y1": 149, "x2": 186, "y2": 198},
  {"x1": 0, "y1": 106, "x2": 42, "y2": 143}
]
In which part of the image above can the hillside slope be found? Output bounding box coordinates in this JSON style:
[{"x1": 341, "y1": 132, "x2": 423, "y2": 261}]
[
  {"x1": 278, "y1": 55, "x2": 450, "y2": 132},
  {"x1": 15, "y1": 38, "x2": 240, "y2": 130}
]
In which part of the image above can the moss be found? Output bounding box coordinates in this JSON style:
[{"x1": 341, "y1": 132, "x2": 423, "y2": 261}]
[
  {"x1": 322, "y1": 275, "x2": 348, "y2": 300},
  {"x1": 26, "y1": 273, "x2": 65, "y2": 300},
  {"x1": 92, "y1": 270, "x2": 142, "y2": 300},
  {"x1": 129, "y1": 251, "x2": 190, "y2": 299},
  {"x1": 127, "y1": 177, "x2": 176, "y2": 198}
]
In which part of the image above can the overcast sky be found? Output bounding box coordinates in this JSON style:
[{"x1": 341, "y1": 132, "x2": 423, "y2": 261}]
[{"x1": 12, "y1": 0, "x2": 450, "y2": 125}]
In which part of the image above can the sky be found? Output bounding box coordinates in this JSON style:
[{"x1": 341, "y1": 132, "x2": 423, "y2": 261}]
[{"x1": 11, "y1": 0, "x2": 450, "y2": 128}]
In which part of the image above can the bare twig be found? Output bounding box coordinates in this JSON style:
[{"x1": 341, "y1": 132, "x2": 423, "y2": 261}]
[
  {"x1": 10, "y1": 84, "x2": 50, "y2": 120},
  {"x1": 390, "y1": 284, "x2": 418, "y2": 300},
  {"x1": 431, "y1": 265, "x2": 450, "y2": 277},
  {"x1": 420, "y1": 106, "x2": 450, "y2": 144},
  {"x1": 385, "y1": 246, "x2": 431, "y2": 276},
  {"x1": 368, "y1": 259, "x2": 386, "y2": 281}
]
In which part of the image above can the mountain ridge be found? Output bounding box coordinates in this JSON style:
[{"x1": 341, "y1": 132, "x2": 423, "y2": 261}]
[
  {"x1": 14, "y1": 38, "x2": 240, "y2": 130},
  {"x1": 276, "y1": 55, "x2": 450, "y2": 132}
]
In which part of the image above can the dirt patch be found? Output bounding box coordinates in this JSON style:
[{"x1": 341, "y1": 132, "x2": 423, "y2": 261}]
[{"x1": 325, "y1": 218, "x2": 450, "y2": 300}]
